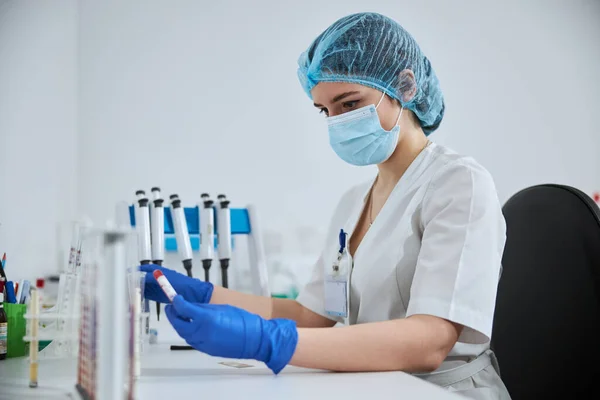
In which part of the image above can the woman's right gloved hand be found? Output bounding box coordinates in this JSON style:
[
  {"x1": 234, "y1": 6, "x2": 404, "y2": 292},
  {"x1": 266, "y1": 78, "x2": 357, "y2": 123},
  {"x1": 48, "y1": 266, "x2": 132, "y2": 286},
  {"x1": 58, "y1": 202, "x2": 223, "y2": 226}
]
[{"x1": 139, "y1": 264, "x2": 214, "y2": 304}]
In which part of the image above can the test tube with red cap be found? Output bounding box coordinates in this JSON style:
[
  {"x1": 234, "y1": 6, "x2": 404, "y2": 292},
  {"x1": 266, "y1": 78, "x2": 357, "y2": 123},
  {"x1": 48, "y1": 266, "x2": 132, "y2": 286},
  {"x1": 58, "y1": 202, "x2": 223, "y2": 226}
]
[{"x1": 153, "y1": 270, "x2": 178, "y2": 302}]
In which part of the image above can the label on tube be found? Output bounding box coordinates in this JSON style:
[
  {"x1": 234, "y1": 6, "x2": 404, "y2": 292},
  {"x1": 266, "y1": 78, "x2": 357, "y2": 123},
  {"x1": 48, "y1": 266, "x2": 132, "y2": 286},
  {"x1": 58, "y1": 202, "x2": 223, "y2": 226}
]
[{"x1": 153, "y1": 270, "x2": 177, "y2": 302}]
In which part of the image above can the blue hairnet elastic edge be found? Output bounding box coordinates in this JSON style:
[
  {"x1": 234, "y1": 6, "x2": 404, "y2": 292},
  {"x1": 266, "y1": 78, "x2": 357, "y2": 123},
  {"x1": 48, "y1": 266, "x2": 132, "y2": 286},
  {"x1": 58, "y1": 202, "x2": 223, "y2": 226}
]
[{"x1": 302, "y1": 76, "x2": 404, "y2": 105}]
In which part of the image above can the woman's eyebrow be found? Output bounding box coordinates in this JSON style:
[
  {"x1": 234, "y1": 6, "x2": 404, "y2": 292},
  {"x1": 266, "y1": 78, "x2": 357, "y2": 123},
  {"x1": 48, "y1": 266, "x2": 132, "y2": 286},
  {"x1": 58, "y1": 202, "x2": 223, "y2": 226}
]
[{"x1": 314, "y1": 91, "x2": 361, "y2": 108}]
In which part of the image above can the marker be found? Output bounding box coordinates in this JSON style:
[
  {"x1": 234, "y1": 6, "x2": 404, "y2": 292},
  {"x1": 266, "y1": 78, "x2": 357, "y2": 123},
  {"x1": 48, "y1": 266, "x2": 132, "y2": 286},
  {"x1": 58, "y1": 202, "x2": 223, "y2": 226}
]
[
  {"x1": 0, "y1": 256, "x2": 5, "y2": 280},
  {"x1": 217, "y1": 194, "x2": 232, "y2": 288},
  {"x1": 150, "y1": 188, "x2": 165, "y2": 321},
  {"x1": 199, "y1": 193, "x2": 215, "y2": 282},
  {"x1": 16, "y1": 280, "x2": 30, "y2": 304},
  {"x1": 153, "y1": 270, "x2": 177, "y2": 302},
  {"x1": 5, "y1": 281, "x2": 16, "y2": 304},
  {"x1": 170, "y1": 196, "x2": 193, "y2": 277},
  {"x1": 19, "y1": 280, "x2": 31, "y2": 304}
]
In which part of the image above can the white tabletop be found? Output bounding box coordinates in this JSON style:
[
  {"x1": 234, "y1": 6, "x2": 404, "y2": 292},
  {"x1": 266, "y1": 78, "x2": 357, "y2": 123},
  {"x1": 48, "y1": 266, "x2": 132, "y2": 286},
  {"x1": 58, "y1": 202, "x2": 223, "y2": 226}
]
[{"x1": 0, "y1": 320, "x2": 464, "y2": 400}]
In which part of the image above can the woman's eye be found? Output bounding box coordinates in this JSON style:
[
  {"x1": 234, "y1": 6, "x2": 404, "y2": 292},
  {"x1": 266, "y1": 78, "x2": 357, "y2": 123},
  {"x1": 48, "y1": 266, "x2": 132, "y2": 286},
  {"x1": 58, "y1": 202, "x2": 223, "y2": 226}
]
[
  {"x1": 343, "y1": 101, "x2": 359, "y2": 109},
  {"x1": 319, "y1": 108, "x2": 329, "y2": 116}
]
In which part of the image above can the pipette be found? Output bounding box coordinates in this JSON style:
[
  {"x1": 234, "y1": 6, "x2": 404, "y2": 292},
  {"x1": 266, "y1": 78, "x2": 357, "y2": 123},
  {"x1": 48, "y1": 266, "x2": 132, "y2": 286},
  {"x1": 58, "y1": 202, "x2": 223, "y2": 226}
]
[
  {"x1": 150, "y1": 188, "x2": 165, "y2": 321},
  {"x1": 170, "y1": 196, "x2": 194, "y2": 277},
  {"x1": 217, "y1": 194, "x2": 232, "y2": 288},
  {"x1": 150, "y1": 188, "x2": 165, "y2": 265},
  {"x1": 199, "y1": 193, "x2": 215, "y2": 282},
  {"x1": 151, "y1": 187, "x2": 161, "y2": 201},
  {"x1": 135, "y1": 197, "x2": 152, "y2": 265}
]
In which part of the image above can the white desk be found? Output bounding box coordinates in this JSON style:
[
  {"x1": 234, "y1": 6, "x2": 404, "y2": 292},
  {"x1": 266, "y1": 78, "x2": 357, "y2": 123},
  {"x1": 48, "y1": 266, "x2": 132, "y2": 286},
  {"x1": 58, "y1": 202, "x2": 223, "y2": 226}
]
[
  {"x1": 0, "y1": 320, "x2": 464, "y2": 400},
  {"x1": 0, "y1": 346, "x2": 464, "y2": 400}
]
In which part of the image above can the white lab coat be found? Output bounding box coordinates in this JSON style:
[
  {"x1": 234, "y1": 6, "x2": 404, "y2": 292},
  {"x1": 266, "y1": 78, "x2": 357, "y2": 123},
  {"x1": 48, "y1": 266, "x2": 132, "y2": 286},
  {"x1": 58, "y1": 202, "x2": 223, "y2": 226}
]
[{"x1": 296, "y1": 142, "x2": 510, "y2": 399}]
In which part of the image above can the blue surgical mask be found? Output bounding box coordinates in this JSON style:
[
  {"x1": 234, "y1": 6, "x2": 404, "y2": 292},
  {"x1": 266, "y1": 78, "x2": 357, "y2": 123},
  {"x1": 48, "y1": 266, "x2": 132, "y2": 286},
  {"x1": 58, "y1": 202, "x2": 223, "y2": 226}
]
[{"x1": 327, "y1": 92, "x2": 402, "y2": 166}]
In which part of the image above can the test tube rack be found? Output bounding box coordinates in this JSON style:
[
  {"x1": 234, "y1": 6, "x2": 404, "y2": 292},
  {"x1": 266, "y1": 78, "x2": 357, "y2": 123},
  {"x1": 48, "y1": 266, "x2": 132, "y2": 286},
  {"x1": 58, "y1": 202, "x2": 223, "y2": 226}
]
[
  {"x1": 21, "y1": 226, "x2": 142, "y2": 400},
  {"x1": 22, "y1": 221, "x2": 86, "y2": 360}
]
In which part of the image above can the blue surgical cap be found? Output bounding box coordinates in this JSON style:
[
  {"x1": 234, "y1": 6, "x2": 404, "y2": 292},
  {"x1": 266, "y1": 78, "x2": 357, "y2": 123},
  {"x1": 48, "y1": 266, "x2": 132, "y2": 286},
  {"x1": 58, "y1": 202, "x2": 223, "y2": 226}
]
[{"x1": 297, "y1": 12, "x2": 445, "y2": 135}]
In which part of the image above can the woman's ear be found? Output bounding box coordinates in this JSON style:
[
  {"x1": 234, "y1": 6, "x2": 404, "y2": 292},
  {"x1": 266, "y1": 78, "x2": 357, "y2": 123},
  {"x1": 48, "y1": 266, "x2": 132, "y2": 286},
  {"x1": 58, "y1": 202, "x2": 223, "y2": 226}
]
[{"x1": 397, "y1": 69, "x2": 417, "y2": 103}]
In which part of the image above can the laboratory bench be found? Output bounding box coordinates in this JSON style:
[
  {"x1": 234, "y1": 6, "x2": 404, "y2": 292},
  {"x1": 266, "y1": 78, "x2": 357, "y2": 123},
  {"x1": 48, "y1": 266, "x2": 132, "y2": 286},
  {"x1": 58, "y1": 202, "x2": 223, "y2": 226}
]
[{"x1": 0, "y1": 318, "x2": 464, "y2": 399}]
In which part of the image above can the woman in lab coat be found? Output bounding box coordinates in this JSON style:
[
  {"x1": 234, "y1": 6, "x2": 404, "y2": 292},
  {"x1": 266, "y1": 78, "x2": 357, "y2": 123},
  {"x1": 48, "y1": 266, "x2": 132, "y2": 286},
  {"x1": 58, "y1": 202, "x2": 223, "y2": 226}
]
[{"x1": 142, "y1": 12, "x2": 511, "y2": 400}]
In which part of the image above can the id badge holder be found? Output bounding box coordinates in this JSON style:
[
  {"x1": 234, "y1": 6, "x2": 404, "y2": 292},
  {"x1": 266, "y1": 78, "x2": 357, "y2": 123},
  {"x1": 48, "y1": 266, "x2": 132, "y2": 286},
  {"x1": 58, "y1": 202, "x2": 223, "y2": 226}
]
[{"x1": 325, "y1": 250, "x2": 349, "y2": 318}]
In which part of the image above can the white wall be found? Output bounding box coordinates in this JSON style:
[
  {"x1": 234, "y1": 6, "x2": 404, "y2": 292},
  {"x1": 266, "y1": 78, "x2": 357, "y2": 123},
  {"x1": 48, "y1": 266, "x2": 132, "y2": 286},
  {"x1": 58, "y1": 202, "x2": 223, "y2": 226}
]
[
  {"x1": 0, "y1": 0, "x2": 79, "y2": 281},
  {"x1": 2, "y1": 0, "x2": 599, "y2": 283},
  {"x1": 78, "y1": 0, "x2": 600, "y2": 233}
]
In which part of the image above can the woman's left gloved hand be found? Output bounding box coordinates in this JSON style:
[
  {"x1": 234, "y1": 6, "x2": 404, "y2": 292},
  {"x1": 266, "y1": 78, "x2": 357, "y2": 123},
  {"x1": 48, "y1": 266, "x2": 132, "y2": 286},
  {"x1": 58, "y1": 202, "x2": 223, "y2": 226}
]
[{"x1": 165, "y1": 295, "x2": 298, "y2": 374}]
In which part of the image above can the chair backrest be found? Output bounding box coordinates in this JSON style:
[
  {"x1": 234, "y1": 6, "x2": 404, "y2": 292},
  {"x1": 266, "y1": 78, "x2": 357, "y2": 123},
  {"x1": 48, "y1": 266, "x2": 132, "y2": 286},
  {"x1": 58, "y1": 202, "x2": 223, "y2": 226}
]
[{"x1": 492, "y1": 184, "x2": 600, "y2": 399}]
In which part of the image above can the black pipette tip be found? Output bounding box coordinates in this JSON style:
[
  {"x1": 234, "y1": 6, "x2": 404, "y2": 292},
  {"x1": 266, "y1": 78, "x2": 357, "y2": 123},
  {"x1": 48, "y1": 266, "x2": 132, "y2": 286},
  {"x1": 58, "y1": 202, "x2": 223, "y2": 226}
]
[
  {"x1": 169, "y1": 194, "x2": 179, "y2": 200},
  {"x1": 202, "y1": 260, "x2": 212, "y2": 283},
  {"x1": 151, "y1": 187, "x2": 161, "y2": 192},
  {"x1": 220, "y1": 259, "x2": 230, "y2": 289},
  {"x1": 183, "y1": 259, "x2": 193, "y2": 278},
  {"x1": 152, "y1": 260, "x2": 163, "y2": 322},
  {"x1": 136, "y1": 190, "x2": 146, "y2": 196},
  {"x1": 217, "y1": 194, "x2": 226, "y2": 200}
]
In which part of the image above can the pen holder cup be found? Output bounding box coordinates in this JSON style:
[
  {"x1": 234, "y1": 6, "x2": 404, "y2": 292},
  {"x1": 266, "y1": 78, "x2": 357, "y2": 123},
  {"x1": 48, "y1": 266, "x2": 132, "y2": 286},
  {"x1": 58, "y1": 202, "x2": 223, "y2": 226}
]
[{"x1": 3, "y1": 302, "x2": 29, "y2": 358}]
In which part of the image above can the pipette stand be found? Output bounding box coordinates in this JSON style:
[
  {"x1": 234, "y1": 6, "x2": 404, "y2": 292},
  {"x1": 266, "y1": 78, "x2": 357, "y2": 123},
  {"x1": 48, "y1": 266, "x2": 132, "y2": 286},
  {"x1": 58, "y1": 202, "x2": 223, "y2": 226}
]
[{"x1": 117, "y1": 200, "x2": 271, "y2": 297}]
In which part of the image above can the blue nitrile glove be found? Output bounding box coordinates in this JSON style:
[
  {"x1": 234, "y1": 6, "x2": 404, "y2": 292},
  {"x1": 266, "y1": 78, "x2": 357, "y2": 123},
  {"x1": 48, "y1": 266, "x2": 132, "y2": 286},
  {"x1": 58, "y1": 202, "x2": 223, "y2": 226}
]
[
  {"x1": 139, "y1": 264, "x2": 213, "y2": 304},
  {"x1": 165, "y1": 295, "x2": 298, "y2": 374}
]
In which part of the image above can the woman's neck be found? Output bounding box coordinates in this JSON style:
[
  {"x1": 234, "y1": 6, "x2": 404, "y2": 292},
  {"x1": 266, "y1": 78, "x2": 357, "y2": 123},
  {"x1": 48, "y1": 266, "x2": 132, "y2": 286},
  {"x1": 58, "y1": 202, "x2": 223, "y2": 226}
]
[{"x1": 375, "y1": 129, "x2": 429, "y2": 191}]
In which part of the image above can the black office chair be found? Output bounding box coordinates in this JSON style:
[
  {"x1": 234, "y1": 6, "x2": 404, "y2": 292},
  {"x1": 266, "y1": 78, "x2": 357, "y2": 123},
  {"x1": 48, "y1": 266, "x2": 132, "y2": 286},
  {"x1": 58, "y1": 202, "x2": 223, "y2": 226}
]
[{"x1": 492, "y1": 184, "x2": 600, "y2": 399}]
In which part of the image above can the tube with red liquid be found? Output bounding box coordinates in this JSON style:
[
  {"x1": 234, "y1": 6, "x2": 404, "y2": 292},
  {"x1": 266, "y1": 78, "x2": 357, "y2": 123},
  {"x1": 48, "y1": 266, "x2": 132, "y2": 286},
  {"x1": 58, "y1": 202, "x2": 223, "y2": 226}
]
[{"x1": 153, "y1": 270, "x2": 178, "y2": 302}]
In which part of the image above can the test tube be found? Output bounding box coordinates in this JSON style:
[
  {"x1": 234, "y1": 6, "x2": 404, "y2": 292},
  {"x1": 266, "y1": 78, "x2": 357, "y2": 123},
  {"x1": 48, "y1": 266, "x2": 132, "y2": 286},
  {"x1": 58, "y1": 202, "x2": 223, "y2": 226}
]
[
  {"x1": 29, "y1": 288, "x2": 39, "y2": 388},
  {"x1": 153, "y1": 270, "x2": 178, "y2": 302}
]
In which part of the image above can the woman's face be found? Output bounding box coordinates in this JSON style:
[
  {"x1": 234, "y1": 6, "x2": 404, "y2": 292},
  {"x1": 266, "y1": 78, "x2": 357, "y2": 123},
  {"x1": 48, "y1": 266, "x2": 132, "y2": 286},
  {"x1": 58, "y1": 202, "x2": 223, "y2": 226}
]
[{"x1": 311, "y1": 82, "x2": 401, "y2": 131}]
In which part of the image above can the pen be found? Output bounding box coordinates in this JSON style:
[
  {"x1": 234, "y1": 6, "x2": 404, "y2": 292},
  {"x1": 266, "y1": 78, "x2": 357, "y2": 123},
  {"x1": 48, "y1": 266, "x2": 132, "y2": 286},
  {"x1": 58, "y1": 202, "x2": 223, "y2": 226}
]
[
  {"x1": 339, "y1": 229, "x2": 346, "y2": 253},
  {"x1": 170, "y1": 345, "x2": 194, "y2": 350}
]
